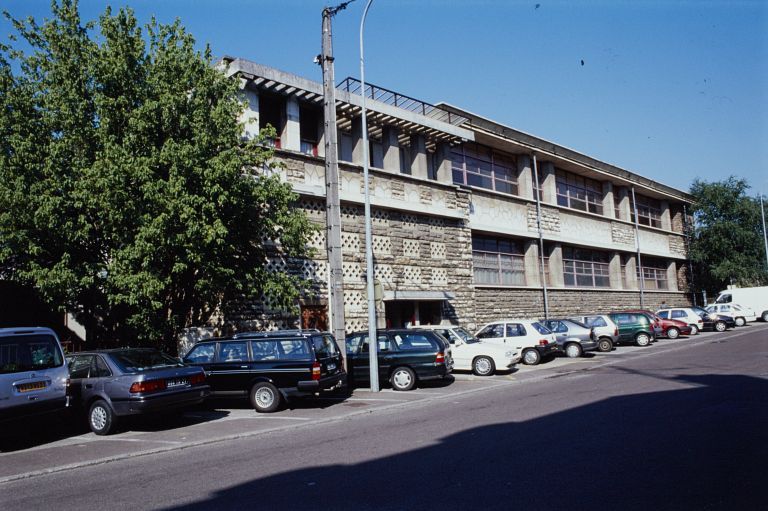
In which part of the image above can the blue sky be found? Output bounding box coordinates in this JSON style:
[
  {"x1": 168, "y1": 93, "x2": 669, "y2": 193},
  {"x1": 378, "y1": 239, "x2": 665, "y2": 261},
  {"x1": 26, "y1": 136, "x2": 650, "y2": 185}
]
[{"x1": 2, "y1": 0, "x2": 766, "y2": 195}]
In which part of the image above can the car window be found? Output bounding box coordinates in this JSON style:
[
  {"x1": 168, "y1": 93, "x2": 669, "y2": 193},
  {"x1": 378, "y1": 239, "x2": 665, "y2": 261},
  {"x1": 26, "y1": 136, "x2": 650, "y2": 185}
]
[
  {"x1": 531, "y1": 322, "x2": 551, "y2": 335},
  {"x1": 613, "y1": 314, "x2": 629, "y2": 324},
  {"x1": 551, "y1": 321, "x2": 568, "y2": 333},
  {"x1": 185, "y1": 344, "x2": 215, "y2": 364},
  {"x1": 716, "y1": 294, "x2": 731, "y2": 303},
  {"x1": 671, "y1": 310, "x2": 686, "y2": 319},
  {"x1": 110, "y1": 349, "x2": 181, "y2": 372},
  {"x1": 453, "y1": 328, "x2": 479, "y2": 344},
  {"x1": 69, "y1": 355, "x2": 93, "y2": 379},
  {"x1": 585, "y1": 316, "x2": 608, "y2": 327},
  {"x1": 217, "y1": 342, "x2": 248, "y2": 362},
  {"x1": 93, "y1": 356, "x2": 112, "y2": 377},
  {"x1": 720, "y1": 305, "x2": 731, "y2": 312},
  {"x1": 312, "y1": 335, "x2": 339, "y2": 358},
  {"x1": 345, "y1": 335, "x2": 364, "y2": 354},
  {"x1": 477, "y1": 324, "x2": 504, "y2": 339},
  {"x1": 393, "y1": 333, "x2": 435, "y2": 351},
  {"x1": 361, "y1": 335, "x2": 393, "y2": 353},
  {"x1": 0, "y1": 333, "x2": 64, "y2": 374},
  {"x1": 506, "y1": 324, "x2": 527, "y2": 337},
  {"x1": 656, "y1": 310, "x2": 668, "y2": 319}
]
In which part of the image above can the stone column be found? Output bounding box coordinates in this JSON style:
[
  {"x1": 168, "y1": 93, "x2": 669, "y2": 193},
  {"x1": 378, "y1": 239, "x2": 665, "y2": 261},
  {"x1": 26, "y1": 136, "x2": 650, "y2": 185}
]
[
  {"x1": 624, "y1": 254, "x2": 638, "y2": 289},
  {"x1": 381, "y1": 127, "x2": 401, "y2": 172},
  {"x1": 602, "y1": 181, "x2": 615, "y2": 219},
  {"x1": 660, "y1": 200, "x2": 672, "y2": 231},
  {"x1": 524, "y1": 240, "x2": 541, "y2": 287},
  {"x1": 547, "y1": 243, "x2": 564, "y2": 287},
  {"x1": 435, "y1": 142, "x2": 453, "y2": 184},
  {"x1": 239, "y1": 86, "x2": 260, "y2": 139},
  {"x1": 609, "y1": 252, "x2": 623, "y2": 289},
  {"x1": 351, "y1": 116, "x2": 365, "y2": 165},
  {"x1": 616, "y1": 186, "x2": 631, "y2": 221},
  {"x1": 409, "y1": 134, "x2": 428, "y2": 179},
  {"x1": 540, "y1": 161, "x2": 557, "y2": 205},
  {"x1": 517, "y1": 155, "x2": 533, "y2": 200},
  {"x1": 283, "y1": 96, "x2": 300, "y2": 152},
  {"x1": 666, "y1": 260, "x2": 678, "y2": 291}
]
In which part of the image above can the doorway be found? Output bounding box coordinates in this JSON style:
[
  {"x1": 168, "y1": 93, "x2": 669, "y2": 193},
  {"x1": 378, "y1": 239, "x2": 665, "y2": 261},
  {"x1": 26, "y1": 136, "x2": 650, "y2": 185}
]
[{"x1": 384, "y1": 300, "x2": 443, "y2": 328}]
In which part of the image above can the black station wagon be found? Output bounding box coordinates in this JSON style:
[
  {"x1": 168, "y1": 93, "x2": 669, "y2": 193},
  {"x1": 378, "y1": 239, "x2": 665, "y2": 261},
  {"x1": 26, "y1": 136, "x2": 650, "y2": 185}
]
[
  {"x1": 345, "y1": 329, "x2": 453, "y2": 391},
  {"x1": 183, "y1": 330, "x2": 345, "y2": 412}
]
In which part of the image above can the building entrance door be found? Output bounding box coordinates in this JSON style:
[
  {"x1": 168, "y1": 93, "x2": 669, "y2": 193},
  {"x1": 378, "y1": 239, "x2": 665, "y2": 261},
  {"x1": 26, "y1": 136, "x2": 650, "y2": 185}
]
[
  {"x1": 384, "y1": 300, "x2": 443, "y2": 328},
  {"x1": 301, "y1": 305, "x2": 328, "y2": 331}
]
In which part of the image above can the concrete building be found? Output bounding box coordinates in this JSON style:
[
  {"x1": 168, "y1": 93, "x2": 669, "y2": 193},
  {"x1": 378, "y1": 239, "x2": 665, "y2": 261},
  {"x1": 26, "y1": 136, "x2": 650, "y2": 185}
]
[{"x1": 223, "y1": 57, "x2": 693, "y2": 333}]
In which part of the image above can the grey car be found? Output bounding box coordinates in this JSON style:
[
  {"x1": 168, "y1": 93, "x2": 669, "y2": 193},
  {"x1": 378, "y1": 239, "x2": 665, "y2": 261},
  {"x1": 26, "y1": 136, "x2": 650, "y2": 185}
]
[
  {"x1": 569, "y1": 315, "x2": 619, "y2": 352},
  {"x1": 541, "y1": 319, "x2": 599, "y2": 358},
  {"x1": 67, "y1": 348, "x2": 210, "y2": 435}
]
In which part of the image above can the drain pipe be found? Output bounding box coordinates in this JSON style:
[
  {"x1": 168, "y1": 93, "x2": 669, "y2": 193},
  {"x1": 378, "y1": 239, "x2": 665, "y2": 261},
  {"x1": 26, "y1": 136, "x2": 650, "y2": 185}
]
[
  {"x1": 683, "y1": 203, "x2": 696, "y2": 306},
  {"x1": 631, "y1": 185, "x2": 645, "y2": 308},
  {"x1": 532, "y1": 154, "x2": 550, "y2": 319}
]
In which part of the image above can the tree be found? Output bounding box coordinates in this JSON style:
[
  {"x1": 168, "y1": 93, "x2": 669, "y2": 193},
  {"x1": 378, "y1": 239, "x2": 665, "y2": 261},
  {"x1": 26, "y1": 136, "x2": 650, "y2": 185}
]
[
  {"x1": 689, "y1": 176, "x2": 768, "y2": 296},
  {"x1": 0, "y1": 1, "x2": 314, "y2": 352}
]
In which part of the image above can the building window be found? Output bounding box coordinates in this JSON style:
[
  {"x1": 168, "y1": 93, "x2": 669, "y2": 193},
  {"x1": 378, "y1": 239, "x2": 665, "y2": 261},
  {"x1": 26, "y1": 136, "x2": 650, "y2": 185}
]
[
  {"x1": 452, "y1": 143, "x2": 518, "y2": 195},
  {"x1": 614, "y1": 193, "x2": 622, "y2": 219},
  {"x1": 563, "y1": 247, "x2": 610, "y2": 288},
  {"x1": 637, "y1": 258, "x2": 668, "y2": 290},
  {"x1": 299, "y1": 105, "x2": 320, "y2": 156},
  {"x1": 533, "y1": 165, "x2": 546, "y2": 202},
  {"x1": 472, "y1": 235, "x2": 525, "y2": 286},
  {"x1": 621, "y1": 254, "x2": 632, "y2": 288},
  {"x1": 259, "y1": 93, "x2": 284, "y2": 148},
  {"x1": 556, "y1": 169, "x2": 603, "y2": 214},
  {"x1": 630, "y1": 193, "x2": 662, "y2": 228}
]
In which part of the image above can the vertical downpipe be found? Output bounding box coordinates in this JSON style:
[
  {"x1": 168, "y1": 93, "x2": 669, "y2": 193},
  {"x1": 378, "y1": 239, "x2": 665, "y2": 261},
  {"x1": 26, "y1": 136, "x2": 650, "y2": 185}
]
[
  {"x1": 532, "y1": 154, "x2": 550, "y2": 319},
  {"x1": 631, "y1": 185, "x2": 645, "y2": 309}
]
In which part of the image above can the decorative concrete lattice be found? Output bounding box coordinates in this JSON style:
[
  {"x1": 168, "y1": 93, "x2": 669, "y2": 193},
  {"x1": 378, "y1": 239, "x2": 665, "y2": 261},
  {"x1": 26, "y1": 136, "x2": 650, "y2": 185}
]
[
  {"x1": 298, "y1": 199, "x2": 325, "y2": 220},
  {"x1": 257, "y1": 293, "x2": 283, "y2": 313},
  {"x1": 265, "y1": 258, "x2": 287, "y2": 274},
  {"x1": 360, "y1": 175, "x2": 375, "y2": 196},
  {"x1": 344, "y1": 290, "x2": 365, "y2": 312},
  {"x1": 263, "y1": 319, "x2": 290, "y2": 331},
  {"x1": 302, "y1": 260, "x2": 328, "y2": 283},
  {"x1": 343, "y1": 262, "x2": 363, "y2": 282},
  {"x1": 372, "y1": 235, "x2": 392, "y2": 254},
  {"x1": 342, "y1": 232, "x2": 361, "y2": 253},
  {"x1": 403, "y1": 266, "x2": 422, "y2": 284},
  {"x1": 372, "y1": 209, "x2": 390, "y2": 226},
  {"x1": 401, "y1": 214, "x2": 419, "y2": 231},
  {"x1": 432, "y1": 268, "x2": 448, "y2": 285},
  {"x1": 341, "y1": 205, "x2": 361, "y2": 222},
  {"x1": 428, "y1": 217, "x2": 445, "y2": 229},
  {"x1": 307, "y1": 230, "x2": 326, "y2": 251},
  {"x1": 345, "y1": 318, "x2": 367, "y2": 333},
  {"x1": 430, "y1": 242, "x2": 446, "y2": 259},
  {"x1": 402, "y1": 239, "x2": 421, "y2": 257},
  {"x1": 375, "y1": 264, "x2": 394, "y2": 283}
]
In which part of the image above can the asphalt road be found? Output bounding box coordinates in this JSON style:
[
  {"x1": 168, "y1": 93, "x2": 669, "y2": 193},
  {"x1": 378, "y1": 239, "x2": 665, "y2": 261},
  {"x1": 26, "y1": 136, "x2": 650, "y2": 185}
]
[{"x1": 2, "y1": 324, "x2": 767, "y2": 510}]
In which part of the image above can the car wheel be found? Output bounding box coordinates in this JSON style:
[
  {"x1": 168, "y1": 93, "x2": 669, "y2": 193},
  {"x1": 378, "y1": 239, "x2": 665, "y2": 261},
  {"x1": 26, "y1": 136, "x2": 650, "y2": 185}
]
[
  {"x1": 597, "y1": 337, "x2": 613, "y2": 352},
  {"x1": 689, "y1": 324, "x2": 699, "y2": 335},
  {"x1": 390, "y1": 367, "x2": 416, "y2": 391},
  {"x1": 762, "y1": 311, "x2": 768, "y2": 322},
  {"x1": 714, "y1": 321, "x2": 727, "y2": 332},
  {"x1": 564, "y1": 343, "x2": 582, "y2": 358},
  {"x1": 89, "y1": 399, "x2": 116, "y2": 436},
  {"x1": 522, "y1": 349, "x2": 541, "y2": 365},
  {"x1": 735, "y1": 317, "x2": 746, "y2": 327},
  {"x1": 666, "y1": 327, "x2": 680, "y2": 339},
  {"x1": 472, "y1": 356, "x2": 496, "y2": 376},
  {"x1": 635, "y1": 332, "x2": 651, "y2": 347},
  {"x1": 250, "y1": 382, "x2": 282, "y2": 413}
]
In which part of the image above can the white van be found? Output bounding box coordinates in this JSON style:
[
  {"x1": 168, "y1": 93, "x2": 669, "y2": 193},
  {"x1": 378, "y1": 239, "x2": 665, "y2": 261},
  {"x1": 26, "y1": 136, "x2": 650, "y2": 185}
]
[
  {"x1": 0, "y1": 327, "x2": 70, "y2": 424},
  {"x1": 715, "y1": 286, "x2": 768, "y2": 322}
]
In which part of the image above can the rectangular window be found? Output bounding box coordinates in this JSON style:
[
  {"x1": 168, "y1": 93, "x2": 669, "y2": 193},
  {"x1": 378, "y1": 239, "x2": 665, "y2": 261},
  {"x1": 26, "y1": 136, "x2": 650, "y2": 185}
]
[
  {"x1": 259, "y1": 93, "x2": 284, "y2": 148},
  {"x1": 563, "y1": 247, "x2": 610, "y2": 288},
  {"x1": 637, "y1": 258, "x2": 668, "y2": 290},
  {"x1": 555, "y1": 169, "x2": 604, "y2": 214},
  {"x1": 472, "y1": 235, "x2": 525, "y2": 286},
  {"x1": 614, "y1": 193, "x2": 622, "y2": 219},
  {"x1": 630, "y1": 193, "x2": 662, "y2": 228},
  {"x1": 299, "y1": 105, "x2": 320, "y2": 156},
  {"x1": 1, "y1": 334, "x2": 64, "y2": 374},
  {"x1": 451, "y1": 143, "x2": 519, "y2": 195}
]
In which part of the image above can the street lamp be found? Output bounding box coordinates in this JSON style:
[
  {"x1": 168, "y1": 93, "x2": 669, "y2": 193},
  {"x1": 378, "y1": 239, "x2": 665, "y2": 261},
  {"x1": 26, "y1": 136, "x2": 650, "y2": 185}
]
[{"x1": 359, "y1": 0, "x2": 379, "y2": 392}]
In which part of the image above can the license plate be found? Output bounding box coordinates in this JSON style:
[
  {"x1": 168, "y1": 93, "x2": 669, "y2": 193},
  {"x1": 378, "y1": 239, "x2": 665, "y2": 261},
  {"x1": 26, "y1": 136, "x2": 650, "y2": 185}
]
[
  {"x1": 17, "y1": 381, "x2": 47, "y2": 393},
  {"x1": 327, "y1": 363, "x2": 336, "y2": 371},
  {"x1": 166, "y1": 378, "x2": 188, "y2": 388}
]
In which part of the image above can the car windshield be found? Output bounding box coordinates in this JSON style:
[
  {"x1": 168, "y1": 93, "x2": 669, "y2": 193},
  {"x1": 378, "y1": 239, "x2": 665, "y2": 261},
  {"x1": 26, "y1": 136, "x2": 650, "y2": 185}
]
[
  {"x1": 453, "y1": 328, "x2": 479, "y2": 344},
  {"x1": 109, "y1": 349, "x2": 181, "y2": 373},
  {"x1": 0, "y1": 333, "x2": 64, "y2": 374},
  {"x1": 690, "y1": 306, "x2": 708, "y2": 316},
  {"x1": 531, "y1": 322, "x2": 552, "y2": 335}
]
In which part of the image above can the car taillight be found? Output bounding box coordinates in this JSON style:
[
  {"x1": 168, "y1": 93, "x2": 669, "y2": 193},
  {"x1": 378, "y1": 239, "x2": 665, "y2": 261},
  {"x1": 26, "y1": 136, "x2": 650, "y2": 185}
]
[
  {"x1": 538, "y1": 339, "x2": 549, "y2": 346},
  {"x1": 311, "y1": 361, "x2": 321, "y2": 381},
  {"x1": 614, "y1": 327, "x2": 619, "y2": 336},
  {"x1": 435, "y1": 352, "x2": 445, "y2": 364},
  {"x1": 189, "y1": 372, "x2": 206, "y2": 385},
  {"x1": 129, "y1": 379, "x2": 167, "y2": 393}
]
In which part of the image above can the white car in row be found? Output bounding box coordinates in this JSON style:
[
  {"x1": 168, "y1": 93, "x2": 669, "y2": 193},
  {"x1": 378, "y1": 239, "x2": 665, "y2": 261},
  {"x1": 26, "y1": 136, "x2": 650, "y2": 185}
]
[
  {"x1": 413, "y1": 325, "x2": 521, "y2": 376},
  {"x1": 475, "y1": 319, "x2": 561, "y2": 366},
  {"x1": 706, "y1": 303, "x2": 756, "y2": 326}
]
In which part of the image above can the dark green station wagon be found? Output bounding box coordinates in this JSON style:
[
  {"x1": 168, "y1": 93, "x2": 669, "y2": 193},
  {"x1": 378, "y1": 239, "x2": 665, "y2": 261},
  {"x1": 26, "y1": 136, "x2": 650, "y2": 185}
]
[
  {"x1": 183, "y1": 330, "x2": 345, "y2": 412},
  {"x1": 606, "y1": 313, "x2": 655, "y2": 347}
]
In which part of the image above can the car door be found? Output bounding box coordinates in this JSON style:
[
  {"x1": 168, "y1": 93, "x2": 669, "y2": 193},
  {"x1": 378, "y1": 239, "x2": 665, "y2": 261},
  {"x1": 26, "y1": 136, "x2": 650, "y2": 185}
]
[
  {"x1": 546, "y1": 321, "x2": 569, "y2": 347},
  {"x1": 476, "y1": 323, "x2": 507, "y2": 346},
  {"x1": 612, "y1": 314, "x2": 634, "y2": 342},
  {"x1": 210, "y1": 340, "x2": 250, "y2": 395},
  {"x1": 434, "y1": 329, "x2": 469, "y2": 368},
  {"x1": 67, "y1": 355, "x2": 95, "y2": 406},
  {"x1": 183, "y1": 343, "x2": 217, "y2": 389},
  {"x1": 350, "y1": 334, "x2": 391, "y2": 384}
]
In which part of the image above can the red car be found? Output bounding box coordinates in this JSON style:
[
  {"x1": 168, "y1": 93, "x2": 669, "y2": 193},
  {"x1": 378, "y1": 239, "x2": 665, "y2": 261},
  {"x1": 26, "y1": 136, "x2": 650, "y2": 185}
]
[{"x1": 622, "y1": 309, "x2": 692, "y2": 339}]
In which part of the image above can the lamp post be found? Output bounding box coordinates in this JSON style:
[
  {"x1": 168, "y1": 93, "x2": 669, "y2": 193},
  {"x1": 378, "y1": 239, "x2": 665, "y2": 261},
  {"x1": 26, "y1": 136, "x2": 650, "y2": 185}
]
[{"x1": 360, "y1": 0, "x2": 379, "y2": 392}]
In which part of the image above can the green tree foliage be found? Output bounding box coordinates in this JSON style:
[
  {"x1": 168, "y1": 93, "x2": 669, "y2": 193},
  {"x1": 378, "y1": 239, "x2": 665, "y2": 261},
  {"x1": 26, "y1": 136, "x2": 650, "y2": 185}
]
[
  {"x1": 689, "y1": 177, "x2": 768, "y2": 295},
  {"x1": 0, "y1": 1, "x2": 314, "y2": 351}
]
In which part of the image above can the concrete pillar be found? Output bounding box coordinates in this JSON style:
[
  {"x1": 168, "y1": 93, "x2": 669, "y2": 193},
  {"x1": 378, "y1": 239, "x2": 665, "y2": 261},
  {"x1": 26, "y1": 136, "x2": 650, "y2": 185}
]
[
  {"x1": 524, "y1": 240, "x2": 541, "y2": 287},
  {"x1": 351, "y1": 117, "x2": 365, "y2": 165},
  {"x1": 409, "y1": 134, "x2": 428, "y2": 179},
  {"x1": 517, "y1": 155, "x2": 533, "y2": 200},
  {"x1": 316, "y1": 112, "x2": 325, "y2": 157},
  {"x1": 283, "y1": 96, "x2": 300, "y2": 152},
  {"x1": 540, "y1": 162, "x2": 557, "y2": 204},
  {"x1": 548, "y1": 244, "x2": 564, "y2": 287},
  {"x1": 602, "y1": 181, "x2": 615, "y2": 219},
  {"x1": 624, "y1": 254, "x2": 638, "y2": 289},
  {"x1": 435, "y1": 142, "x2": 453, "y2": 184},
  {"x1": 616, "y1": 186, "x2": 631, "y2": 221},
  {"x1": 370, "y1": 140, "x2": 383, "y2": 168},
  {"x1": 382, "y1": 127, "x2": 401, "y2": 172},
  {"x1": 660, "y1": 200, "x2": 672, "y2": 231},
  {"x1": 239, "y1": 86, "x2": 260, "y2": 139},
  {"x1": 666, "y1": 260, "x2": 678, "y2": 291},
  {"x1": 609, "y1": 252, "x2": 623, "y2": 289}
]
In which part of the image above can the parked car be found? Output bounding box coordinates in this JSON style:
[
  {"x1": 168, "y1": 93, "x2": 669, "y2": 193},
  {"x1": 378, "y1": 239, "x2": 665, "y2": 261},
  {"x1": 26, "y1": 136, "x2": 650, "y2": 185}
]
[
  {"x1": 606, "y1": 313, "x2": 655, "y2": 347},
  {"x1": 540, "y1": 319, "x2": 599, "y2": 358},
  {"x1": 67, "y1": 348, "x2": 209, "y2": 435},
  {"x1": 1, "y1": 327, "x2": 70, "y2": 425},
  {"x1": 183, "y1": 330, "x2": 345, "y2": 412},
  {"x1": 622, "y1": 309, "x2": 692, "y2": 339},
  {"x1": 411, "y1": 325, "x2": 520, "y2": 375},
  {"x1": 653, "y1": 307, "x2": 704, "y2": 334},
  {"x1": 714, "y1": 286, "x2": 768, "y2": 322},
  {"x1": 345, "y1": 329, "x2": 453, "y2": 391},
  {"x1": 569, "y1": 315, "x2": 619, "y2": 352},
  {"x1": 475, "y1": 320, "x2": 560, "y2": 365},
  {"x1": 706, "y1": 303, "x2": 756, "y2": 326},
  {"x1": 689, "y1": 306, "x2": 736, "y2": 331}
]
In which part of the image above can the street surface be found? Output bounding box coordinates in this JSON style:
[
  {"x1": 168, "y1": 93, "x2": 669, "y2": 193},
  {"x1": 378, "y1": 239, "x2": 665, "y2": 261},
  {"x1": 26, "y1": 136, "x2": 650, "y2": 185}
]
[{"x1": 2, "y1": 324, "x2": 767, "y2": 510}]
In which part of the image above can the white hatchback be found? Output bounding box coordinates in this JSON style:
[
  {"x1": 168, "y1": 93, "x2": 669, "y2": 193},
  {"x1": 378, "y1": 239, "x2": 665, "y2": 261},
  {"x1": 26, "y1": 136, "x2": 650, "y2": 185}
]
[
  {"x1": 475, "y1": 319, "x2": 561, "y2": 366},
  {"x1": 412, "y1": 325, "x2": 520, "y2": 376},
  {"x1": 706, "y1": 303, "x2": 756, "y2": 326},
  {"x1": 655, "y1": 308, "x2": 704, "y2": 334}
]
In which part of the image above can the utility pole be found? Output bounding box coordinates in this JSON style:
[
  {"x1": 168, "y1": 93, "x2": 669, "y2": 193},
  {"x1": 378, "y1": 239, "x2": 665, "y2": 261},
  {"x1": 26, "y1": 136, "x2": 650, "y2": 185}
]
[
  {"x1": 761, "y1": 194, "x2": 768, "y2": 269},
  {"x1": 320, "y1": 3, "x2": 351, "y2": 361}
]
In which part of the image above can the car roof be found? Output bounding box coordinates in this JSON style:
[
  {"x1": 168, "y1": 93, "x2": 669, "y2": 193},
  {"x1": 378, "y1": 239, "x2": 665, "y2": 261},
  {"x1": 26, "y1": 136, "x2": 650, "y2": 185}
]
[{"x1": 0, "y1": 326, "x2": 58, "y2": 337}]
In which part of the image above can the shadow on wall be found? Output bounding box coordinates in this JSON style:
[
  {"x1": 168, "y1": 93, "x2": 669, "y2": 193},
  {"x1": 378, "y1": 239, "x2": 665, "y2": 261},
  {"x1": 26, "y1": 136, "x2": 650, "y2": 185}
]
[{"x1": 161, "y1": 373, "x2": 767, "y2": 511}]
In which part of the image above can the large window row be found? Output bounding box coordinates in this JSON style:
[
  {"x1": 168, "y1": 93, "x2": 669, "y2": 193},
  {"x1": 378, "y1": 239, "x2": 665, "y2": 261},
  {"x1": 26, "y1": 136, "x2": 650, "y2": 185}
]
[
  {"x1": 563, "y1": 247, "x2": 610, "y2": 288},
  {"x1": 452, "y1": 143, "x2": 518, "y2": 195},
  {"x1": 472, "y1": 235, "x2": 525, "y2": 286},
  {"x1": 637, "y1": 257, "x2": 668, "y2": 290},
  {"x1": 630, "y1": 194, "x2": 662, "y2": 228},
  {"x1": 556, "y1": 168, "x2": 603, "y2": 214}
]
